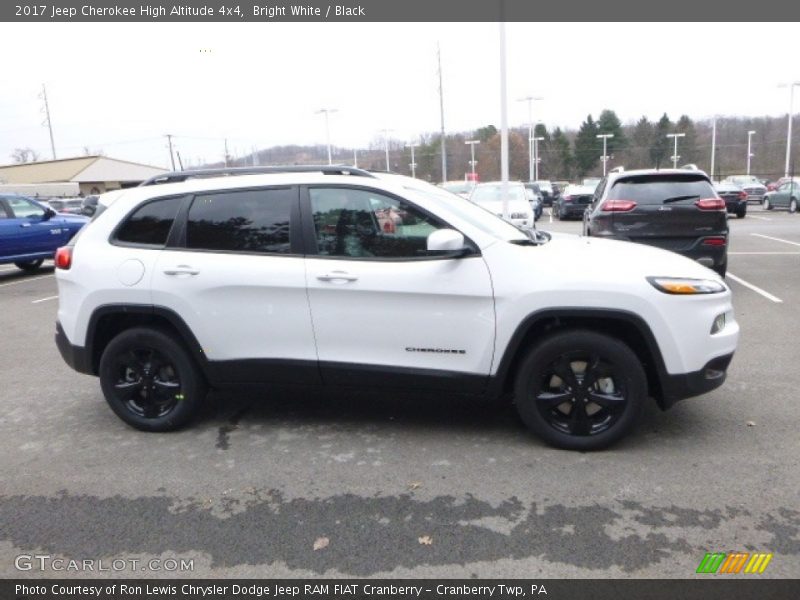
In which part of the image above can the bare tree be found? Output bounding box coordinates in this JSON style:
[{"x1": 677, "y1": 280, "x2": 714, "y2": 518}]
[{"x1": 11, "y1": 147, "x2": 40, "y2": 163}]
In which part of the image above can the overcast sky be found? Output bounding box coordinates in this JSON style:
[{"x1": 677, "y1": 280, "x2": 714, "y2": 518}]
[{"x1": 1, "y1": 22, "x2": 798, "y2": 168}]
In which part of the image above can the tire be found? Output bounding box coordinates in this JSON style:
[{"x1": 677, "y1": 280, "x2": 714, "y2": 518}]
[
  {"x1": 790, "y1": 198, "x2": 797, "y2": 214},
  {"x1": 736, "y1": 207, "x2": 746, "y2": 219},
  {"x1": 14, "y1": 259, "x2": 44, "y2": 271},
  {"x1": 99, "y1": 327, "x2": 207, "y2": 432},
  {"x1": 714, "y1": 263, "x2": 727, "y2": 278},
  {"x1": 763, "y1": 197, "x2": 772, "y2": 210},
  {"x1": 514, "y1": 329, "x2": 647, "y2": 450}
]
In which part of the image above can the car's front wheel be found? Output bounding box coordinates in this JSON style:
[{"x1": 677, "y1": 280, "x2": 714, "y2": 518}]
[
  {"x1": 14, "y1": 259, "x2": 44, "y2": 271},
  {"x1": 99, "y1": 327, "x2": 207, "y2": 432},
  {"x1": 763, "y1": 197, "x2": 772, "y2": 210},
  {"x1": 514, "y1": 330, "x2": 646, "y2": 450},
  {"x1": 790, "y1": 198, "x2": 797, "y2": 214}
]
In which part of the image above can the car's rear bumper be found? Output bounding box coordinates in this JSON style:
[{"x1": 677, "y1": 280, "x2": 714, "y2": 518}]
[
  {"x1": 659, "y1": 353, "x2": 733, "y2": 409},
  {"x1": 55, "y1": 321, "x2": 93, "y2": 375}
]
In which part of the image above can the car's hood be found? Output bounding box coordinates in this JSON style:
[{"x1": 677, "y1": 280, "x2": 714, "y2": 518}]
[
  {"x1": 539, "y1": 231, "x2": 720, "y2": 280},
  {"x1": 53, "y1": 213, "x2": 89, "y2": 224}
]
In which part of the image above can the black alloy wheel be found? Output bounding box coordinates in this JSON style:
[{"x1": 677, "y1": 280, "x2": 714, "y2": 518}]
[
  {"x1": 99, "y1": 328, "x2": 206, "y2": 431},
  {"x1": 514, "y1": 330, "x2": 646, "y2": 450}
]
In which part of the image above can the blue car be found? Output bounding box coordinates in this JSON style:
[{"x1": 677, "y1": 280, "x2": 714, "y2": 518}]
[{"x1": 0, "y1": 195, "x2": 89, "y2": 272}]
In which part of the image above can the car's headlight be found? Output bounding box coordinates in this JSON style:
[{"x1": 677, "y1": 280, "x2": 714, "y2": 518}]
[{"x1": 647, "y1": 277, "x2": 725, "y2": 295}]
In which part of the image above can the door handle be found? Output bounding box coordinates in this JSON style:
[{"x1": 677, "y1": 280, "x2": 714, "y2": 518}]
[
  {"x1": 20, "y1": 223, "x2": 31, "y2": 228},
  {"x1": 317, "y1": 271, "x2": 358, "y2": 283},
  {"x1": 163, "y1": 265, "x2": 199, "y2": 276}
]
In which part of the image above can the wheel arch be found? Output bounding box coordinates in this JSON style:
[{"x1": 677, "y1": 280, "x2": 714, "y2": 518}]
[{"x1": 489, "y1": 308, "x2": 671, "y2": 409}]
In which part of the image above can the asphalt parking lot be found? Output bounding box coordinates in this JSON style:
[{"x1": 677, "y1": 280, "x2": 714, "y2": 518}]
[{"x1": 1, "y1": 205, "x2": 799, "y2": 579}]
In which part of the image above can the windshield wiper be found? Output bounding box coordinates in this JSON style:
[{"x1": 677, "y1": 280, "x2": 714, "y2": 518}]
[{"x1": 663, "y1": 194, "x2": 700, "y2": 204}]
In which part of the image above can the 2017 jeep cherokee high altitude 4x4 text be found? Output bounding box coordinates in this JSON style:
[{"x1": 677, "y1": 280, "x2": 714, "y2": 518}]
[{"x1": 54, "y1": 166, "x2": 739, "y2": 450}]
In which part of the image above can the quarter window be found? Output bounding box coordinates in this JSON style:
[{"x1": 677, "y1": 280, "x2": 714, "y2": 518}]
[
  {"x1": 186, "y1": 188, "x2": 292, "y2": 254},
  {"x1": 309, "y1": 187, "x2": 445, "y2": 259},
  {"x1": 116, "y1": 196, "x2": 183, "y2": 246}
]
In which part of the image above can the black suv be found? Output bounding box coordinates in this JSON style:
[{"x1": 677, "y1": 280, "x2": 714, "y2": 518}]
[{"x1": 583, "y1": 169, "x2": 728, "y2": 277}]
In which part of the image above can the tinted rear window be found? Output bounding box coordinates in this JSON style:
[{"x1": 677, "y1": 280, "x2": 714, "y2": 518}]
[
  {"x1": 116, "y1": 196, "x2": 184, "y2": 246},
  {"x1": 609, "y1": 176, "x2": 715, "y2": 205}
]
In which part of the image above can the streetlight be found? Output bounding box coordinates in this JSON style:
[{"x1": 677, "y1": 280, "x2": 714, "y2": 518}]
[
  {"x1": 778, "y1": 82, "x2": 800, "y2": 178},
  {"x1": 517, "y1": 95, "x2": 543, "y2": 181},
  {"x1": 315, "y1": 108, "x2": 338, "y2": 165},
  {"x1": 381, "y1": 128, "x2": 394, "y2": 171},
  {"x1": 747, "y1": 130, "x2": 756, "y2": 176},
  {"x1": 666, "y1": 132, "x2": 686, "y2": 169},
  {"x1": 710, "y1": 116, "x2": 718, "y2": 182},
  {"x1": 596, "y1": 133, "x2": 614, "y2": 176},
  {"x1": 532, "y1": 136, "x2": 544, "y2": 180},
  {"x1": 465, "y1": 139, "x2": 480, "y2": 178},
  {"x1": 406, "y1": 142, "x2": 419, "y2": 178}
]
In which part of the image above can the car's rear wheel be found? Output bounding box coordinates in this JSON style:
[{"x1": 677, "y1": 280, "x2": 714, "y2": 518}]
[
  {"x1": 736, "y1": 206, "x2": 747, "y2": 218},
  {"x1": 763, "y1": 197, "x2": 772, "y2": 210},
  {"x1": 14, "y1": 259, "x2": 44, "y2": 271},
  {"x1": 99, "y1": 327, "x2": 207, "y2": 432},
  {"x1": 514, "y1": 330, "x2": 646, "y2": 450},
  {"x1": 790, "y1": 198, "x2": 797, "y2": 214}
]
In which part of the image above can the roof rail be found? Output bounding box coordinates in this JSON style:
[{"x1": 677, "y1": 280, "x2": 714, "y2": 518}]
[{"x1": 139, "y1": 165, "x2": 376, "y2": 186}]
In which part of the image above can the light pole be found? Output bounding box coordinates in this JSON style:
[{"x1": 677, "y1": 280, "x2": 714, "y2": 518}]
[
  {"x1": 532, "y1": 136, "x2": 544, "y2": 180},
  {"x1": 518, "y1": 95, "x2": 543, "y2": 181},
  {"x1": 315, "y1": 108, "x2": 338, "y2": 165},
  {"x1": 666, "y1": 132, "x2": 686, "y2": 168},
  {"x1": 381, "y1": 128, "x2": 394, "y2": 171},
  {"x1": 596, "y1": 133, "x2": 614, "y2": 176},
  {"x1": 747, "y1": 130, "x2": 756, "y2": 176},
  {"x1": 465, "y1": 139, "x2": 480, "y2": 178},
  {"x1": 406, "y1": 142, "x2": 418, "y2": 178},
  {"x1": 779, "y1": 82, "x2": 800, "y2": 178},
  {"x1": 710, "y1": 116, "x2": 717, "y2": 181}
]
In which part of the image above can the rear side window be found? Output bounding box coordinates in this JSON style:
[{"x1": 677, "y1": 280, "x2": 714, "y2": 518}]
[
  {"x1": 609, "y1": 176, "x2": 716, "y2": 205},
  {"x1": 116, "y1": 196, "x2": 183, "y2": 246},
  {"x1": 186, "y1": 188, "x2": 292, "y2": 254}
]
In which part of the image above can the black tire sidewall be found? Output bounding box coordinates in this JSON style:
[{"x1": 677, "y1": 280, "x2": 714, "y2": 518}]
[
  {"x1": 514, "y1": 330, "x2": 647, "y2": 451},
  {"x1": 99, "y1": 328, "x2": 206, "y2": 432},
  {"x1": 14, "y1": 259, "x2": 44, "y2": 271}
]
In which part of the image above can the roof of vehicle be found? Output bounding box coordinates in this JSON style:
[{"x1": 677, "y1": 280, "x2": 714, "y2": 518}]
[
  {"x1": 563, "y1": 184, "x2": 595, "y2": 195},
  {"x1": 606, "y1": 168, "x2": 711, "y2": 184}
]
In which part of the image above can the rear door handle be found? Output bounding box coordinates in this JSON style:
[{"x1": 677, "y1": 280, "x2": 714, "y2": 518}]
[
  {"x1": 163, "y1": 265, "x2": 199, "y2": 276},
  {"x1": 317, "y1": 271, "x2": 358, "y2": 283}
]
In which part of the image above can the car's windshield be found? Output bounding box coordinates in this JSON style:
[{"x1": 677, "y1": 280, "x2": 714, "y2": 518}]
[{"x1": 470, "y1": 184, "x2": 527, "y2": 205}]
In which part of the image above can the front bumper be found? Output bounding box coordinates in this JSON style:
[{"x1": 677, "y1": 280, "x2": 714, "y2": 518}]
[
  {"x1": 658, "y1": 352, "x2": 733, "y2": 409},
  {"x1": 55, "y1": 321, "x2": 93, "y2": 375}
]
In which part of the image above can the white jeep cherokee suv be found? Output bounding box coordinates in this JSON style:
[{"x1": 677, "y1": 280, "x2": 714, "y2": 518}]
[{"x1": 54, "y1": 166, "x2": 739, "y2": 450}]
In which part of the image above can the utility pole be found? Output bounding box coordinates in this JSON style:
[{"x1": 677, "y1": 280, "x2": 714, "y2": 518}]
[
  {"x1": 316, "y1": 108, "x2": 338, "y2": 165},
  {"x1": 353, "y1": 148, "x2": 358, "y2": 168},
  {"x1": 224, "y1": 139, "x2": 230, "y2": 167},
  {"x1": 499, "y1": 21, "x2": 509, "y2": 219},
  {"x1": 40, "y1": 84, "x2": 56, "y2": 160},
  {"x1": 710, "y1": 116, "x2": 717, "y2": 182},
  {"x1": 779, "y1": 83, "x2": 800, "y2": 178},
  {"x1": 532, "y1": 136, "x2": 545, "y2": 180},
  {"x1": 176, "y1": 150, "x2": 184, "y2": 171},
  {"x1": 465, "y1": 140, "x2": 480, "y2": 178},
  {"x1": 165, "y1": 134, "x2": 176, "y2": 170},
  {"x1": 596, "y1": 133, "x2": 614, "y2": 176},
  {"x1": 666, "y1": 132, "x2": 685, "y2": 168},
  {"x1": 518, "y1": 95, "x2": 542, "y2": 181},
  {"x1": 381, "y1": 128, "x2": 394, "y2": 171},
  {"x1": 406, "y1": 142, "x2": 418, "y2": 178},
  {"x1": 746, "y1": 130, "x2": 756, "y2": 175},
  {"x1": 437, "y1": 42, "x2": 447, "y2": 183}
]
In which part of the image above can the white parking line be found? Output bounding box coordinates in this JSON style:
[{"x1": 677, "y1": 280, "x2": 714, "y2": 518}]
[
  {"x1": 726, "y1": 272, "x2": 783, "y2": 303},
  {"x1": 729, "y1": 251, "x2": 800, "y2": 255},
  {"x1": 0, "y1": 274, "x2": 53, "y2": 288},
  {"x1": 31, "y1": 295, "x2": 59, "y2": 304},
  {"x1": 751, "y1": 233, "x2": 800, "y2": 247},
  {"x1": 748, "y1": 215, "x2": 772, "y2": 221}
]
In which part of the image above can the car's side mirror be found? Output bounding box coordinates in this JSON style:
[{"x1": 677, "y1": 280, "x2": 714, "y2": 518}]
[
  {"x1": 427, "y1": 229, "x2": 469, "y2": 256},
  {"x1": 42, "y1": 208, "x2": 56, "y2": 221}
]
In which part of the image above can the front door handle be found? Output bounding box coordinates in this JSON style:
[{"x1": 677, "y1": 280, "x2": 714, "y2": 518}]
[
  {"x1": 163, "y1": 265, "x2": 199, "y2": 276},
  {"x1": 20, "y1": 223, "x2": 31, "y2": 228},
  {"x1": 317, "y1": 271, "x2": 358, "y2": 283}
]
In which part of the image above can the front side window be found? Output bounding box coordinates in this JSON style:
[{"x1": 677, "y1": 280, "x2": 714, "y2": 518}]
[
  {"x1": 6, "y1": 197, "x2": 44, "y2": 218},
  {"x1": 116, "y1": 195, "x2": 183, "y2": 246},
  {"x1": 309, "y1": 187, "x2": 444, "y2": 259},
  {"x1": 186, "y1": 188, "x2": 292, "y2": 254}
]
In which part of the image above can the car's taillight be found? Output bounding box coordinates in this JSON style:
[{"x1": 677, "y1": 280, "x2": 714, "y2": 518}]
[
  {"x1": 55, "y1": 246, "x2": 72, "y2": 270},
  {"x1": 601, "y1": 200, "x2": 637, "y2": 212},
  {"x1": 702, "y1": 237, "x2": 727, "y2": 247},
  {"x1": 695, "y1": 198, "x2": 726, "y2": 210},
  {"x1": 563, "y1": 195, "x2": 573, "y2": 203},
  {"x1": 738, "y1": 191, "x2": 748, "y2": 200}
]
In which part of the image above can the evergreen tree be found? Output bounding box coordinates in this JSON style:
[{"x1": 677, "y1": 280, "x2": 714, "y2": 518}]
[
  {"x1": 597, "y1": 109, "x2": 626, "y2": 156},
  {"x1": 549, "y1": 127, "x2": 573, "y2": 180},
  {"x1": 631, "y1": 116, "x2": 654, "y2": 168},
  {"x1": 573, "y1": 114, "x2": 600, "y2": 176},
  {"x1": 675, "y1": 115, "x2": 698, "y2": 166},
  {"x1": 650, "y1": 113, "x2": 672, "y2": 169}
]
